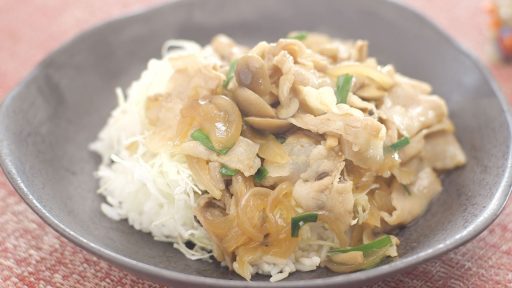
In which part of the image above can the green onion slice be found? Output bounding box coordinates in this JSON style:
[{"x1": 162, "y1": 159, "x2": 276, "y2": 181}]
[
  {"x1": 220, "y1": 165, "x2": 238, "y2": 176},
  {"x1": 217, "y1": 147, "x2": 230, "y2": 155},
  {"x1": 190, "y1": 129, "x2": 230, "y2": 155},
  {"x1": 223, "y1": 59, "x2": 238, "y2": 89},
  {"x1": 388, "y1": 137, "x2": 410, "y2": 152},
  {"x1": 328, "y1": 235, "x2": 393, "y2": 255},
  {"x1": 254, "y1": 166, "x2": 268, "y2": 183},
  {"x1": 288, "y1": 32, "x2": 308, "y2": 41},
  {"x1": 326, "y1": 235, "x2": 396, "y2": 273},
  {"x1": 291, "y1": 212, "x2": 319, "y2": 237},
  {"x1": 335, "y1": 74, "x2": 353, "y2": 104},
  {"x1": 275, "y1": 135, "x2": 287, "y2": 144}
]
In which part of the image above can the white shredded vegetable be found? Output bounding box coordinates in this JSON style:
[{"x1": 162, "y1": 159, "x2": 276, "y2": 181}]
[{"x1": 89, "y1": 40, "x2": 213, "y2": 260}]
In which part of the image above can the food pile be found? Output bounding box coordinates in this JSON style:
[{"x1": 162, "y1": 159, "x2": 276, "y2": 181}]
[{"x1": 91, "y1": 32, "x2": 466, "y2": 281}]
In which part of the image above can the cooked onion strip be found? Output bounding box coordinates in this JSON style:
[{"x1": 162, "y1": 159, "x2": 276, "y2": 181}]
[
  {"x1": 186, "y1": 156, "x2": 223, "y2": 199},
  {"x1": 238, "y1": 187, "x2": 271, "y2": 241},
  {"x1": 328, "y1": 63, "x2": 395, "y2": 90}
]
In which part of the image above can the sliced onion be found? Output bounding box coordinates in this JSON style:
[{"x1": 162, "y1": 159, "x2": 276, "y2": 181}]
[
  {"x1": 230, "y1": 174, "x2": 254, "y2": 205},
  {"x1": 238, "y1": 187, "x2": 272, "y2": 241},
  {"x1": 328, "y1": 63, "x2": 395, "y2": 90},
  {"x1": 354, "y1": 85, "x2": 387, "y2": 100},
  {"x1": 241, "y1": 126, "x2": 289, "y2": 164},
  {"x1": 186, "y1": 156, "x2": 223, "y2": 199},
  {"x1": 258, "y1": 136, "x2": 289, "y2": 164},
  {"x1": 235, "y1": 54, "x2": 271, "y2": 97},
  {"x1": 208, "y1": 161, "x2": 226, "y2": 190}
]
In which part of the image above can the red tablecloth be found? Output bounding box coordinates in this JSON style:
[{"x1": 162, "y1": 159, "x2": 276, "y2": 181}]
[{"x1": 1, "y1": 1, "x2": 511, "y2": 287}]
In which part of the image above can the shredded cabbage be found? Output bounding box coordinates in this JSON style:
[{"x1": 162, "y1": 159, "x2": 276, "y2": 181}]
[{"x1": 89, "y1": 40, "x2": 214, "y2": 260}]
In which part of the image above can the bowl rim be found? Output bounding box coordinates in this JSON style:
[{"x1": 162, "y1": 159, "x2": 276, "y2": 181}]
[{"x1": 1, "y1": 0, "x2": 511, "y2": 287}]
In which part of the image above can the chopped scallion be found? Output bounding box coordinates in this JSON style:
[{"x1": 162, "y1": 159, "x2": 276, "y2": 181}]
[
  {"x1": 326, "y1": 235, "x2": 396, "y2": 272},
  {"x1": 190, "y1": 129, "x2": 230, "y2": 155},
  {"x1": 291, "y1": 212, "x2": 319, "y2": 237},
  {"x1": 254, "y1": 166, "x2": 268, "y2": 183},
  {"x1": 220, "y1": 165, "x2": 238, "y2": 176},
  {"x1": 328, "y1": 235, "x2": 393, "y2": 256},
  {"x1": 217, "y1": 147, "x2": 230, "y2": 155},
  {"x1": 191, "y1": 129, "x2": 215, "y2": 151},
  {"x1": 288, "y1": 32, "x2": 308, "y2": 41},
  {"x1": 389, "y1": 137, "x2": 410, "y2": 152},
  {"x1": 223, "y1": 59, "x2": 238, "y2": 89},
  {"x1": 335, "y1": 74, "x2": 353, "y2": 104},
  {"x1": 275, "y1": 135, "x2": 287, "y2": 144}
]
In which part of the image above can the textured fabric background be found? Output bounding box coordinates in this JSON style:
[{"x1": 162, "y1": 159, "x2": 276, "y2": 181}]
[{"x1": 1, "y1": 1, "x2": 511, "y2": 287}]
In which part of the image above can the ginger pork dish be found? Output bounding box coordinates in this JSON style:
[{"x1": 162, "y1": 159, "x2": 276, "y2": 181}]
[{"x1": 90, "y1": 32, "x2": 466, "y2": 281}]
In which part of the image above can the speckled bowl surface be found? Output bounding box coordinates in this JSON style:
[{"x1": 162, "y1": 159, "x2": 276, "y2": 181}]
[{"x1": 1, "y1": 0, "x2": 511, "y2": 287}]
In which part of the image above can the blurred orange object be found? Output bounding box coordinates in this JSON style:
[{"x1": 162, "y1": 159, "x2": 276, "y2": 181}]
[
  {"x1": 501, "y1": 31, "x2": 512, "y2": 51},
  {"x1": 485, "y1": 2, "x2": 502, "y2": 34},
  {"x1": 486, "y1": 0, "x2": 512, "y2": 60}
]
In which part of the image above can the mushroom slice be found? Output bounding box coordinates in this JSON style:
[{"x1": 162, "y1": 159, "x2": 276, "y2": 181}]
[
  {"x1": 244, "y1": 117, "x2": 293, "y2": 134},
  {"x1": 199, "y1": 95, "x2": 243, "y2": 150},
  {"x1": 235, "y1": 54, "x2": 271, "y2": 97},
  {"x1": 233, "y1": 87, "x2": 276, "y2": 118},
  {"x1": 276, "y1": 97, "x2": 300, "y2": 119}
]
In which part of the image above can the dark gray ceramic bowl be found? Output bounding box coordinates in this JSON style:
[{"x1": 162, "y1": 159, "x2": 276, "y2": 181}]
[{"x1": 1, "y1": 0, "x2": 511, "y2": 287}]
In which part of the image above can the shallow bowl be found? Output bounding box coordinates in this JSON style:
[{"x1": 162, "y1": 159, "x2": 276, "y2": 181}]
[{"x1": 1, "y1": 0, "x2": 511, "y2": 287}]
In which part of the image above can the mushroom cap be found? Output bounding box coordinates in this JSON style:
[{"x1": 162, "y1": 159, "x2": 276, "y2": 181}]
[{"x1": 245, "y1": 117, "x2": 293, "y2": 134}]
